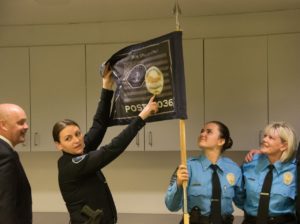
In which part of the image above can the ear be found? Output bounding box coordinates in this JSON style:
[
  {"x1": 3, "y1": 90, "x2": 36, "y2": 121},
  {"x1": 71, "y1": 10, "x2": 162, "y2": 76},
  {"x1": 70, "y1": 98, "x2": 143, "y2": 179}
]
[
  {"x1": 279, "y1": 142, "x2": 288, "y2": 152},
  {"x1": 217, "y1": 138, "x2": 225, "y2": 148},
  {"x1": 0, "y1": 120, "x2": 8, "y2": 131},
  {"x1": 55, "y1": 142, "x2": 63, "y2": 151}
]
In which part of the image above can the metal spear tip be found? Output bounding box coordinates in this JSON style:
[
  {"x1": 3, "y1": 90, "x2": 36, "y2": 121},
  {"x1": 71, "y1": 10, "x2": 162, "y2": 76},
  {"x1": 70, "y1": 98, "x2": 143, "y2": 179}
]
[
  {"x1": 172, "y1": 0, "x2": 182, "y2": 15},
  {"x1": 99, "y1": 61, "x2": 108, "y2": 77}
]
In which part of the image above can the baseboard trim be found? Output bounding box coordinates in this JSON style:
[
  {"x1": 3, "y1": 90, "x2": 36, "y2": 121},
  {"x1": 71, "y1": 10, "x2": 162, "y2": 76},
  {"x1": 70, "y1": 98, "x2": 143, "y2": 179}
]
[{"x1": 33, "y1": 212, "x2": 243, "y2": 224}]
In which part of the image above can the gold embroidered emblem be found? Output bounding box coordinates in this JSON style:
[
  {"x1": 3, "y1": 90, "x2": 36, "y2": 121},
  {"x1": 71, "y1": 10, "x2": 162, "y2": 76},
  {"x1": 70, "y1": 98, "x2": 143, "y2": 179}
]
[
  {"x1": 226, "y1": 173, "x2": 235, "y2": 186},
  {"x1": 283, "y1": 172, "x2": 293, "y2": 185}
]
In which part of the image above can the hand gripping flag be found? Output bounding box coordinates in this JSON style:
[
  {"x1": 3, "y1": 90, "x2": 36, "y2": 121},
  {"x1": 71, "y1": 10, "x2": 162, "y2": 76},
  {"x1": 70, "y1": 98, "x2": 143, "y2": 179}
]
[{"x1": 105, "y1": 31, "x2": 187, "y2": 126}]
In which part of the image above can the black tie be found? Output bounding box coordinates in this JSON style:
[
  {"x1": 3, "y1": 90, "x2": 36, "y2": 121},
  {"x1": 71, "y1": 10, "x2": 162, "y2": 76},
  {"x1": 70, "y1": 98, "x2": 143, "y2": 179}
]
[
  {"x1": 257, "y1": 164, "x2": 274, "y2": 224},
  {"x1": 210, "y1": 164, "x2": 222, "y2": 224}
]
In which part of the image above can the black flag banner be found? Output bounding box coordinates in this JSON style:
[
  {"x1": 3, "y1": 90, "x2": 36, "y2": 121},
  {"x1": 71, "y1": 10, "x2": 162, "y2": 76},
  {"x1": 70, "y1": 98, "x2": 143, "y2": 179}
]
[{"x1": 105, "y1": 31, "x2": 187, "y2": 126}]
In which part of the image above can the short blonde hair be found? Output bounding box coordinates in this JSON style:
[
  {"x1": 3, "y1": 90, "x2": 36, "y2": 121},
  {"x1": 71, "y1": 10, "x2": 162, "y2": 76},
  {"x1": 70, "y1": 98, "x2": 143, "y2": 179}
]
[{"x1": 264, "y1": 121, "x2": 297, "y2": 162}]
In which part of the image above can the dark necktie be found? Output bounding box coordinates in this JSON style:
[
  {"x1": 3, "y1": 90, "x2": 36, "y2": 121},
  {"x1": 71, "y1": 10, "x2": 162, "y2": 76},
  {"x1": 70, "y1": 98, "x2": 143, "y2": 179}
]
[
  {"x1": 210, "y1": 164, "x2": 222, "y2": 224},
  {"x1": 257, "y1": 164, "x2": 274, "y2": 224}
]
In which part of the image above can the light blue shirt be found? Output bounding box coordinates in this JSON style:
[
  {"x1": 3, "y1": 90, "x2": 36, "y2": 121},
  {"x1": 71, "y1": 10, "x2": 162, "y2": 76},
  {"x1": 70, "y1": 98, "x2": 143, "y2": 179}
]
[
  {"x1": 241, "y1": 154, "x2": 296, "y2": 216},
  {"x1": 165, "y1": 155, "x2": 244, "y2": 216}
]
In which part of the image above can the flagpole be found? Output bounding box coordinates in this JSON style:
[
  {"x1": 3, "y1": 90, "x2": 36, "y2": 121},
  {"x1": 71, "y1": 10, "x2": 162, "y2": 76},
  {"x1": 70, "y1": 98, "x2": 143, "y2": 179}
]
[
  {"x1": 179, "y1": 120, "x2": 189, "y2": 224},
  {"x1": 173, "y1": 1, "x2": 189, "y2": 224}
]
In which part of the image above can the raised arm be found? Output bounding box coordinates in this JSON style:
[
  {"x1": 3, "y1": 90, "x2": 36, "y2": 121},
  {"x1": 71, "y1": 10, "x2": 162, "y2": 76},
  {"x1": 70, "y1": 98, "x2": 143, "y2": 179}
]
[
  {"x1": 84, "y1": 68, "x2": 114, "y2": 152},
  {"x1": 73, "y1": 96, "x2": 158, "y2": 175}
]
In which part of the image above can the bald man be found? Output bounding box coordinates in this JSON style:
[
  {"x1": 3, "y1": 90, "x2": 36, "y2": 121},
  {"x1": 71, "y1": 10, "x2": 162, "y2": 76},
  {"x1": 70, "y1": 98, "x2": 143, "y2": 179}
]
[{"x1": 0, "y1": 104, "x2": 32, "y2": 224}]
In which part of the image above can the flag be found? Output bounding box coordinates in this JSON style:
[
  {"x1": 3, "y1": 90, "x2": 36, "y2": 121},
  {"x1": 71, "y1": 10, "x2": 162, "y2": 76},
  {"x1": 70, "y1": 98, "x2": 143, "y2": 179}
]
[{"x1": 105, "y1": 31, "x2": 187, "y2": 126}]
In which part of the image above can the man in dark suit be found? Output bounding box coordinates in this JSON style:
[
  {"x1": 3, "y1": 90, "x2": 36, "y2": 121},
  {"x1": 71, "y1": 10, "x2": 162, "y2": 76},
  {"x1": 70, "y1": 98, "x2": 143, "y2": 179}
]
[{"x1": 0, "y1": 104, "x2": 32, "y2": 224}]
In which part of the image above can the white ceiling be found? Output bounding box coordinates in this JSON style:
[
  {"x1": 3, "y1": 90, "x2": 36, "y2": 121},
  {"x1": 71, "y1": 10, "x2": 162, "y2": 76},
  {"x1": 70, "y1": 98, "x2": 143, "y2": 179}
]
[{"x1": 1, "y1": 0, "x2": 300, "y2": 26}]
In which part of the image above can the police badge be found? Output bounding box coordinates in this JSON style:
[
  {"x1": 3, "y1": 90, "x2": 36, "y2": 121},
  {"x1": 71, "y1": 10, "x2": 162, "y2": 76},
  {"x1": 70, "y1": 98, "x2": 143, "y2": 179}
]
[
  {"x1": 283, "y1": 172, "x2": 293, "y2": 185},
  {"x1": 145, "y1": 66, "x2": 164, "y2": 95},
  {"x1": 226, "y1": 173, "x2": 235, "y2": 186}
]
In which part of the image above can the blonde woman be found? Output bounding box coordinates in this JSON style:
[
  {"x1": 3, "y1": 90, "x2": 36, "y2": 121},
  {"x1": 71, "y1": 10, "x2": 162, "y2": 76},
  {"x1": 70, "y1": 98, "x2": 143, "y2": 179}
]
[{"x1": 241, "y1": 122, "x2": 297, "y2": 224}]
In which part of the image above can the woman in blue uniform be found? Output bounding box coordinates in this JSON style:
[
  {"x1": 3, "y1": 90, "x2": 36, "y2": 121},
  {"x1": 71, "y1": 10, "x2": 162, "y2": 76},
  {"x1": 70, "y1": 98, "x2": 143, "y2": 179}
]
[
  {"x1": 241, "y1": 122, "x2": 297, "y2": 224},
  {"x1": 52, "y1": 68, "x2": 158, "y2": 224},
  {"x1": 165, "y1": 121, "x2": 244, "y2": 224}
]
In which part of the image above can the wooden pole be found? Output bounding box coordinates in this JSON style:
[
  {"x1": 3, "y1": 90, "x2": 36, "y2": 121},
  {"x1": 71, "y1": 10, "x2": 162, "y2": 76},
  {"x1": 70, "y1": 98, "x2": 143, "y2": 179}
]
[
  {"x1": 173, "y1": 1, "x2": 189, "y2": 223},
  {"x1": 180, "y1": 120, "x2": 189, "y2": 224}
]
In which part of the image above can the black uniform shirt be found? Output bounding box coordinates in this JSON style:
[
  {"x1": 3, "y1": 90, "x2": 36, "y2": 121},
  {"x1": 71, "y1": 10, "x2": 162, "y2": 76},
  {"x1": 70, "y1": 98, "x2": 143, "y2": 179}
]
[{"x1": 58, "y1": 89, "x2": 145, "y2": 224}]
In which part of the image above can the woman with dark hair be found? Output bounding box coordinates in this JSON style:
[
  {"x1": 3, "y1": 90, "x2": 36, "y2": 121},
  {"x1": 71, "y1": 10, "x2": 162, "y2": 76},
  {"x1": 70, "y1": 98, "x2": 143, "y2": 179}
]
[
  {"x1": 52, "y1": 68, "x2": 158, "y2": 224},
  {"x1": 165, "y1": 121, "x2": 243, "y2": 224}
]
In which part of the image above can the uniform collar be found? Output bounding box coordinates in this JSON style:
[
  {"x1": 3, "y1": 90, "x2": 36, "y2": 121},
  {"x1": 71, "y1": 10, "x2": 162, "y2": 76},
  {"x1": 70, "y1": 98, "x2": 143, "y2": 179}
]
[
  {"x1": 273, "y1": 157, "x2": 295, "y2": 173},
  {"x1": 0, "y1": 135, "x2": 14, "y2": 149},
  {"x1": 199, "y1": 155, "x2": 224, "y2": 172},
  {"x1": 256, "y1": 154, "x2": 284, "y2": 174},
  {"x1": 62, "y1": 151, "x2": 83, "y2": 157}
]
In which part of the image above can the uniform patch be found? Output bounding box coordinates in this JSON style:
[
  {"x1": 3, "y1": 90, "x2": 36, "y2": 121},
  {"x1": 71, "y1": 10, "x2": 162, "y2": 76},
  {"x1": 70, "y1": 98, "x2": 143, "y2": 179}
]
[
  {"x1": 226, "y1": 173, "x2": 235, "y2": 186},
  {"x1": 283, "y1": 172, "x2": 293, "y2": 185},
  {"x1": 72, "y1": 154, "x2": 87, "y2": 164}
]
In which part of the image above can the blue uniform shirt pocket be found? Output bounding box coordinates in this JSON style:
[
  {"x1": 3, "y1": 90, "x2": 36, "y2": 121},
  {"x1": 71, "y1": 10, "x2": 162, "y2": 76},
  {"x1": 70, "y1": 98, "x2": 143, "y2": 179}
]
[
  {"x1": 221, "y1": 172, "x2": 237, "y2": 200},
  {"x1": 189, "y1": 183, "x2": 208, "y2": 196},
  {"x1": 244, "y1": 172, "x2": 260, "y2": 193},
  {"x1": 274, "y1": 184, "x2": 296, "y2": 200},
  {"x1": 188, "y1": 183, "x2": 210, "y2": 211},
  {"x1": 222, "y1": 183, "x2": 234, "y2": 199}
]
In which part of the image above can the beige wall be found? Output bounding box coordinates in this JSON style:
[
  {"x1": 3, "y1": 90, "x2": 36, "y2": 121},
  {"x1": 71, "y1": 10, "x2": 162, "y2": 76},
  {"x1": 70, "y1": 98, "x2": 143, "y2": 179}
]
[
  {"x1": 1, "y1": 10, "x2": 300, "y2": 47},
  {"x1": 3, "y1": 9, "x2": 300, "y2": 216}
]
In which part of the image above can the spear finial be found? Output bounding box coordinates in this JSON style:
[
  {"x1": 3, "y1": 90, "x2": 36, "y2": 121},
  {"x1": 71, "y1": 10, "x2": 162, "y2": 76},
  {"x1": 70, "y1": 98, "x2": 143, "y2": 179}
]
[{"x1": 173, "y1": 0, "x2": 182, "y2": 31}]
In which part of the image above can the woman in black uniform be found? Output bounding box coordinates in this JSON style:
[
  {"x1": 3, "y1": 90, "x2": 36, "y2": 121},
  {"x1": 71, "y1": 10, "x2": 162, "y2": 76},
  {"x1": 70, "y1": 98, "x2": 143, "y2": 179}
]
[{"x1": 52, "y1": 68, "x2": 158, "y2": 224}]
